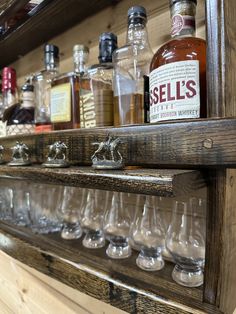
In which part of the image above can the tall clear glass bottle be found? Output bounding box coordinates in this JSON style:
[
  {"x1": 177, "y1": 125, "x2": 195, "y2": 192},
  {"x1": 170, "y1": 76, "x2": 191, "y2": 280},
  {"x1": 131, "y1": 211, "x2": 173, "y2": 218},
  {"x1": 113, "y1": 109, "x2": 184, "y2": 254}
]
[
  {"x1": 150, "y1": 0, "x2": 206, "y2": 122},
  {"x1": 51, "y1": 45, "x2": 89, "y2": 130},
  {"x1": 81, "y1": 32, "x2": 117, "y2": 128},
  {"x1": 1, "y1": 67, "x2": 18, "y2": 136},
  {"x1": 34, "y1": 44, "x2": 59, "y2": 132},
  {"x1": 113, "y1": 6, "x2": 153, "y2": 126}
]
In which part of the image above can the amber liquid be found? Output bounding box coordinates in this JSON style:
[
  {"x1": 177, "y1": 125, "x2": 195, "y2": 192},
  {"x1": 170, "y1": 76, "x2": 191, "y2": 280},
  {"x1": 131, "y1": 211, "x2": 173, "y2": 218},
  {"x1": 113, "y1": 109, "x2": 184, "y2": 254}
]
[
  {"x1": 51, "y1": 74, "x2": 80, "y2": 131},
  {"x1": 150, "y1": 37, "x2": 206, "y2": 118},
  {"x1": 114, "y1": 93, "x2": 143, "y2": 126}
]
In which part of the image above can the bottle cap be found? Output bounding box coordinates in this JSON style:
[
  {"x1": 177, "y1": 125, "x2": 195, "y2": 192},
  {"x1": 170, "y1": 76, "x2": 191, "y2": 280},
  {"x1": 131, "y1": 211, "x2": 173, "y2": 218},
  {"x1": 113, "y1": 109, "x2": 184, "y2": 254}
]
[
  {"x1": 73, "y1": 44, "x2": 89, "y2": 54},
  {"x1": 98, "y1": 32, "x2": 117, "y2": 63},
  {"x1": 21, "y1": 82, "x2": 34, "y2": 92},
  {"x1": 2, "y1": 67, "x2": 16, "y2": 92},
  {"x1": 128, "y1": 6, "x2": 147, "y2": 19},
  {"x1": 170, "y1": 0, "x2": 197, "y2": 7},
  {"x1": 44, "y1": 44, "x2": 59, "y2": 67}
]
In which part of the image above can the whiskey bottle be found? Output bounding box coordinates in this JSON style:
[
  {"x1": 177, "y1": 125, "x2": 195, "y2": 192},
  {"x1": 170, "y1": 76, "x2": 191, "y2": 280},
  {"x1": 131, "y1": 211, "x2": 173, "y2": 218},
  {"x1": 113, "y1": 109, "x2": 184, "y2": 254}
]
[
  {"x1": 50, "y1": 45, "x2": 89, "y2": 130},
  {"x1": 150, "y1": 0, "x2": 206, "y2": 122},
  {"x1": 82, "y1": 32, "x2": 117, "y2": 128},
  {"x1": 0, "y1": 67, "x2": 18, "y2": 136},
  {"x1": 4, "y1": 79, "x2": 35, "y2": 135},
  {"x1": 34, "y1": 44, "x2": 59, "y2": 132},
  {"x1": 113, "y1": 6, "x2": 153, "y2": 126}
]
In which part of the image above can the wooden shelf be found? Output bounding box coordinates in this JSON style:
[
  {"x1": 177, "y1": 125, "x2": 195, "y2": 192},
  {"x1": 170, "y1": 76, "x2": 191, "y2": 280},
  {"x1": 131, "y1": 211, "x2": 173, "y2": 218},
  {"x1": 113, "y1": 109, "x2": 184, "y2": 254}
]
[
  {"x1": 0, "y1": 0, "x2": 120, "y2": 67},
  {"x1": 0, "y1": 165, "x2": 205, "y2": 197},
  {"x1": 0, "y1": 118, "x2": 236, "y2": 167},
  {"x1": 0, "y1": 221, "x2": 219, "y2": 314}
]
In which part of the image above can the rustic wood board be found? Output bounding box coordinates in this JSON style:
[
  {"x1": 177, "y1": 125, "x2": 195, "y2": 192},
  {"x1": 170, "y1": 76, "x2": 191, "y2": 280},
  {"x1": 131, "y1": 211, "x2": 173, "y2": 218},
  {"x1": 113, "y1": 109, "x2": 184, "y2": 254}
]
[
  {"x1": 0, "y1": 118, "x2": 236, "y2": 167},
  {"x1": 0, "y1": 222, "x2": 220, "y2": 314},
  {"x1": 0, "y1": 166, "x2": 206, "y2": 197},
  {"x1": 0, "y1": 0, "x2": 121, "y2": 67}
]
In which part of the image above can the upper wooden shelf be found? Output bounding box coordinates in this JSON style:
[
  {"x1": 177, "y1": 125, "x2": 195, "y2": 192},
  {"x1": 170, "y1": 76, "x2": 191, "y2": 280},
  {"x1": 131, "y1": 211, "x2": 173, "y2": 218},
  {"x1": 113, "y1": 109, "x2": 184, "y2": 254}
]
[
  {"x1": 0, "y1": 118, "x2": 236, "y2": 167},
  {"x1": 0, "y1": 0, "x2": 120, "y2": 67}
]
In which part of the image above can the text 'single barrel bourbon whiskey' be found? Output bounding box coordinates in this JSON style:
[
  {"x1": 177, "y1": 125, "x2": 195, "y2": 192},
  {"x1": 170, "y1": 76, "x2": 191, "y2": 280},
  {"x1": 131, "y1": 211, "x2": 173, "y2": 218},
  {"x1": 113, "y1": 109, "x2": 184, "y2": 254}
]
[
  {"x1": 51, "y1": 45, "x2": 89, "y2": 130},
  {"x1": 113, "y1": 6, "x2": 153, "y2": 126},
  {"x1": 150, "y1": 0, "x2": 206, "y2": 122},
  {"x1": 84, "y1": 32, "x2": 117, "y2": 128},
  {"x1": 34, "y1": 44, "x2": 59, "y2": 132}
]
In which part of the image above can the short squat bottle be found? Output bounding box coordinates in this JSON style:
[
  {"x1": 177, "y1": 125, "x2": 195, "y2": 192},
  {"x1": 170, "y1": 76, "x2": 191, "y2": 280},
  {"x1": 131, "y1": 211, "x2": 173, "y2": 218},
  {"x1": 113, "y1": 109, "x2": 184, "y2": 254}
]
[
  {"x1": 4, "y1": 79, "x2": 35, "y2": 135},
  {"x1": 81, "y1": 32, "x2": 117, "y2": 128},
  {"x1": 50, "y1": 45, "x2": 89, "y2": 130},
  {"x1": 149, "y1": 0, "x2": 206, "y2": 122},
  {"x1": 34, "y1": 44, "x2": 59, "y2": 132},
  {"x1": 113, "y1": 6, "x2": 153, "y2": 126}
]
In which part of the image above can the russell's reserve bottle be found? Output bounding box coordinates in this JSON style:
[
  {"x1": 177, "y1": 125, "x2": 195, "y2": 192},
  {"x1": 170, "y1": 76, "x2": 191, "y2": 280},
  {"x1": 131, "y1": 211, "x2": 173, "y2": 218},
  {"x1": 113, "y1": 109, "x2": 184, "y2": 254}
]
[
  {"x1": 50, "y1": 45, "x2": 88, "y2": 130},
  {"x1": 4, "y1": 79, "x2": 35, "y2": 135},
  {"x1": 82, "y1": 32, "x2": 117, "y2": 128},
  {"x1": 0, "y1": 67, "x2": 18, "y2": 136},
  {"x1": 34, "y1": 44, "x2": 59, "y2": 132},
  {"x1": 149, "y1": 0, "x2": 206, "y2": 122},
  {"x1": 113, "y1": 6, "x2": 153, "y2": 126}
]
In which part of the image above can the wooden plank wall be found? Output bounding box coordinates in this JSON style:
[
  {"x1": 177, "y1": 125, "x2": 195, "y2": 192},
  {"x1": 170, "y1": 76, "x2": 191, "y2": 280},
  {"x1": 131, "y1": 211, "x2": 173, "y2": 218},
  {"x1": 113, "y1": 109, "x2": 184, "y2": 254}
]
[
  {"x1": 10, "y1": 0, "x2": 206, "y2": 86},
  {"x1": 0, "y1": 250, "x2": 126, "y2": 314}
]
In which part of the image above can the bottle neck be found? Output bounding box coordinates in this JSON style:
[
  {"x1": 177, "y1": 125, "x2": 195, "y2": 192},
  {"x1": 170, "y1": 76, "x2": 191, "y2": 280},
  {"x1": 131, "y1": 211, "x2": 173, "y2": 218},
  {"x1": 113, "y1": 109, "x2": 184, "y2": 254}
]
[
  {"x1": 126, "y1": 20, "x2": 150, "y2": 47},
  {"x1": 45, "y1": 62, "x2": 58, "y2": 72},
  {"x1": 21, "y1": 91, "x2": 34, "y2": 108},
  {"x1": 170, "y1": 1, "x2": 196, "y2": 38},
  {"x1": 3, "y1": 89, "x2": 17, "y2": 109}
]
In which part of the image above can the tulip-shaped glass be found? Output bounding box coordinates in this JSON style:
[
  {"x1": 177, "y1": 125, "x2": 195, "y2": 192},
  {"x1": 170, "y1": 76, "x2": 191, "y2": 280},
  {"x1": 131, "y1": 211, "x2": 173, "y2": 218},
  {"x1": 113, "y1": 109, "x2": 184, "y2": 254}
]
[
  {"x1": 166, "y1": 199, "x2": 206, "y2": 287},
  {"x1": 130, "y1": 195, "x2": 165, "y2": 271}
]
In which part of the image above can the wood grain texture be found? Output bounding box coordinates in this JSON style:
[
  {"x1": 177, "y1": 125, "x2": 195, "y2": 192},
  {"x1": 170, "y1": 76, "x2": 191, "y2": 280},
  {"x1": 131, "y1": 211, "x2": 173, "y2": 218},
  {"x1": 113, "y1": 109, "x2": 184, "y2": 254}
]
[
  {"x1": 0, "y1": 0, "x2": 121, "y2": 67},
  {"x1": 0, "y1": 166, "x2": 206, "y2": 197},
  {"x1": 0, "y1": 0, "x2": 28, "y2": 23},
  {"x1": 1, "y1": 118, "x2": 236, "y2": 167},
  {"x1": 0, "y1": 222, "x2": 219, "y2": 314},
  {"x1": 206, "y1": 0, "x2": 236, "y2": 118},
  {"x1": 0, "y1": 251, "x2": 126, "y2": 314}
]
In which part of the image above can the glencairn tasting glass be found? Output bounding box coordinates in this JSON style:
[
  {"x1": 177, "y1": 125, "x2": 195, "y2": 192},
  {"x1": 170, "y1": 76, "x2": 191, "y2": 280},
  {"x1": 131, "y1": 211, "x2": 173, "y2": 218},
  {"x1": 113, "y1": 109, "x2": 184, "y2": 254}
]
[
  {"x1": 81, "y1": 189, "x2": 105, "y2": 249},
  {"x1": 113, "y1": 6, "x2": 153, "y2": 126},
  {"x1": 150, "y1": 0, "x2": 206, "y2": 123},
  {"x1": 130, "y1": 195, "x2": 165, "y2": 271},
  {"x1": 59, "y1": 186, "x2": 86, "y2": 240},
  {"x1": 104, "y1": 192, "x2": 132, "y2": 259},
  {"x1": 166, "y1": 198, "x2": 206, "y2": 287}
]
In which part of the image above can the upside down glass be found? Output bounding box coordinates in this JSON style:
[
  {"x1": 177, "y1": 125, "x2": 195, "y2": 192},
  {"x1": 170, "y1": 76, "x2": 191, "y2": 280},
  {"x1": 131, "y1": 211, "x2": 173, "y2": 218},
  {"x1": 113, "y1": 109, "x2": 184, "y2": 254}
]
[
  {"x1": 166, "y1": 198, "x2": 206, "y2": 287},
  {"x1": 130, "y1": 195, "x2": 165, "y2": 271}
]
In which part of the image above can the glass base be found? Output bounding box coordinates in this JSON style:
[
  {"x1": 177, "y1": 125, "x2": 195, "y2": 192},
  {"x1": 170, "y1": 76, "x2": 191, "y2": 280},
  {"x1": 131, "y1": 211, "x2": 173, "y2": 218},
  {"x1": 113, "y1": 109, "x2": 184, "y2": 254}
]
[
  {"x1": 14, "y1": 213, "x2": 30, "y2": 227},
  {"x1": 172, "y1": 264, "x2": 204, "y2": 287},
  {"x1": 31, "y1": 216, "x2": 62, "y2": 234},
  {"x1": 106, "y1": 237, "x2": 131, "y2": 259},
  {"x1": 82, "y1": 230, "x2": 105, "y2": 249},
  {"x1": 61, "y1": 222, "x2": 82, "y2": 240},
  {"x1": 136, "y1": 248, "x2": 165, "y2": 271}
]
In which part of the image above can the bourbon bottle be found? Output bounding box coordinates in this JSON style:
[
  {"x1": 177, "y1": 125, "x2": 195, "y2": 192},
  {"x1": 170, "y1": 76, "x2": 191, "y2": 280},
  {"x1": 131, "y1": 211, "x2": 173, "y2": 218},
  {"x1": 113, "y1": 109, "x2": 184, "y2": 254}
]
[
  {"x1": 34, "y1": 44, "x2": 59, "y2": 132},
  {"x1": 113, "y1": 6, "x2": 153, "y2": 126},
  {"x1": 150, "y1": 0, "x2": 206, "y2": 122},
  {"x1": 51, "y1": 45, "x2": 89, "y2": 130}
]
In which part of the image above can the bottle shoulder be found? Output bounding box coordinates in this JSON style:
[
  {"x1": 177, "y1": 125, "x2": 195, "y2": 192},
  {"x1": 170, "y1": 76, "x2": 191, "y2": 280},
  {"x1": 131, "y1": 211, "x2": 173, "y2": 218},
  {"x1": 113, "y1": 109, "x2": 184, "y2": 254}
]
[{"x1": 150, "y1": 36, "x2": 206, "y2": 71}]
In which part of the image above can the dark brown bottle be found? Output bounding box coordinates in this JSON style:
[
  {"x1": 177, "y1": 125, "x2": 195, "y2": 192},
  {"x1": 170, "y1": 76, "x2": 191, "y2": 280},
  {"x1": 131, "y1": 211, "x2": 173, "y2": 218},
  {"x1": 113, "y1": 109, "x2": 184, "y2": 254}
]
[{"x1": 149, "y1": 0, "x2": 206, "y2": 122}]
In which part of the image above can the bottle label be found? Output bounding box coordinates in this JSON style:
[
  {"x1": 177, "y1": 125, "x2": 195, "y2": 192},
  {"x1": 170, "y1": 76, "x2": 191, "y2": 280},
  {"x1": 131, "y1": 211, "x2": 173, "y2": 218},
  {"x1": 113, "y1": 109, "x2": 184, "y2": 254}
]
[
  {"x1": 171, "y1": 14, "x2": 195, "y2": 36},
  {"x1": 7, "y1": 124, "x2": 35, "y2": 136},
  {"x1": 0, "y1": 121, "x2": 6, "y2": 137},
  {"x1": 80, "y1": 89, "x2": 96, "y2": 128},
  {"x1": 150, "y1": 60, "x2": 200, "y2": 122},
  {"x1": 35, "y1": 124, "x2": 52, "y2": 133},
  {"x1": 50, "y1": 83, "x2": 71, "y2": 123}
]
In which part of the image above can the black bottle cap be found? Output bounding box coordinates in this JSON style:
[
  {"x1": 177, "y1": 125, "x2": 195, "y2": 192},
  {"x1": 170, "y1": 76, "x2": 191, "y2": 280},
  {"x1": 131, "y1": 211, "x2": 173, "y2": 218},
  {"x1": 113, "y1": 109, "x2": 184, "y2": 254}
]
[
  {"x1": 128, "y1": 6, "x2": 147, "y2": 19},
  {"x1": 98, "y1": 32, "x2": 117, "y2": 63},
  {"x1": 170, "y1": 0, "x2": 197, "y2": 7},
  {"x1": 21, "y1": 83, "x2": 34, "y2": 92}
]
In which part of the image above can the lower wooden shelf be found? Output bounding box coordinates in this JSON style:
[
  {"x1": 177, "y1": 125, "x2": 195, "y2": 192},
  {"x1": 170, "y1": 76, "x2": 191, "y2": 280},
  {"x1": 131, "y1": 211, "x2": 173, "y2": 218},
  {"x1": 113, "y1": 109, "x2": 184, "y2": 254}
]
[{"x1": 0, "y1": 222, "x2": 219, "y2": 314}]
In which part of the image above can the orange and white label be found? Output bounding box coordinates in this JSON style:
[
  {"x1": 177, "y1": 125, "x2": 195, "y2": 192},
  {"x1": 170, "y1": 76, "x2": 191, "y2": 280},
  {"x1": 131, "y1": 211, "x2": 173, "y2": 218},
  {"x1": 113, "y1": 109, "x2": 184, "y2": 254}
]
[{"x1": 149, "y1": 60, "x2": 200, "y2": 122}]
